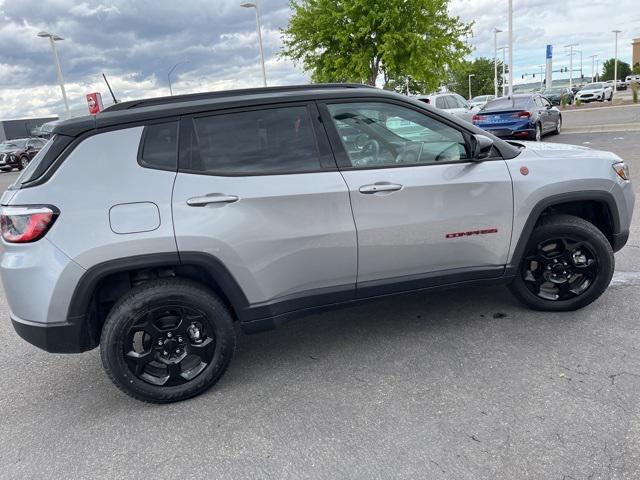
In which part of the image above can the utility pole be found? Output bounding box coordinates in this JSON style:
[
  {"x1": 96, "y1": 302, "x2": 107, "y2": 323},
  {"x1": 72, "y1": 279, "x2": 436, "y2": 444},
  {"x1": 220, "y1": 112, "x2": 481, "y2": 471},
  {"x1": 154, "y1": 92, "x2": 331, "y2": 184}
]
[
  {"x1": 468, "y1": 74, "x2": 475, "y2": 100},
  {"x1": 494, "y1": 28, "x2": 502, "y2": 97},
  {"x1": 564, "y1": 43, "x2": 578, "y2": 90},
  {"x1": 241, "y1": 1, "x2": 267, "y2": 87},
  {"x1": 507, "y1": 0, "x2": 513, "y2": 96}
]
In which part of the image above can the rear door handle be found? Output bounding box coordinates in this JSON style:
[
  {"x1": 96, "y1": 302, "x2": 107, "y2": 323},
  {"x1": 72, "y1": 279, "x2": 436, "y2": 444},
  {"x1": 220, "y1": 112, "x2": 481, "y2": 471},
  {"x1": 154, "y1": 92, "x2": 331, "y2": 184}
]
[
  {"x1": 359, "y1": 183, "x2": 403, "y2": 194},
  {"x1": 186, "y1": 194, "x2": 239, "y2": 206}
]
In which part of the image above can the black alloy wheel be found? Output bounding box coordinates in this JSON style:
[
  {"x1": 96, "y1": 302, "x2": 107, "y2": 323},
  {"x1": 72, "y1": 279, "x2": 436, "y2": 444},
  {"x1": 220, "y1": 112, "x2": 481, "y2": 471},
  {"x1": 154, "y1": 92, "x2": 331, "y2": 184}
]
[
  {"x1": 101, "y1": 278, "x2": 235, "y2": 403},
  {"x1": 521, "y1": 237, "x2": 597, "y2": 301},
  {"x1": 123, "y1": 304, "x2": 216, "y2": 387},
  {"x1": 509, "y1": 215, "x2": 614, "y2": 311}
]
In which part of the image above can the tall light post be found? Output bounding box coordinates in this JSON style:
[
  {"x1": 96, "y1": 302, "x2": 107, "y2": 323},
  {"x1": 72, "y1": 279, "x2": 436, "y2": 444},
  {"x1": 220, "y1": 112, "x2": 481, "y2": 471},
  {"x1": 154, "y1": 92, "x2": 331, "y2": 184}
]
[
  {"x1": 588, "y1": 54, "x2": 597, "y2": 82},
  {"x1": 240, "y1": 1, "x2": 267, "y2": 87},
  {"x1": 539, "y1": 65, "x2": 545, "y2": 88},
  {"x1": 168, "y1": 60, "x2": 189, "y2": 96},
  {"x1": 596, "y1": 57, "x2": 600, "y2": 81},
  {"x1": 468, "y1": 74, "x2": 475, "y2": 100},
  {"x1": 37, "y1": 31, "x2": 69, "y2": 114},
  {"x1": 494, "y1": 28, "x2": 503, "y2": 97},
  {"x1": 612, "y1": 30, "x2": 621, "y2": 92},
  {"x1": 507, "y1": 0, "x2": 513, "y2": 96},
  {"x1": 498, "y1": 46, "x2": 508, "y2": 96},
  {"x1": 564, "y1": 43, "x2": 578, "y2": 90}
]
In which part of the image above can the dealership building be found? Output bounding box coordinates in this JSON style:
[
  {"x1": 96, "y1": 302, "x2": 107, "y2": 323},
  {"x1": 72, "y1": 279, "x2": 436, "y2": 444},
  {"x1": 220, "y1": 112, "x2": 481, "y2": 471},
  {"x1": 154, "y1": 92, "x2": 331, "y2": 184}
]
[{"x1": 0, "y1": 117, "x2": 58, "y2": 142}]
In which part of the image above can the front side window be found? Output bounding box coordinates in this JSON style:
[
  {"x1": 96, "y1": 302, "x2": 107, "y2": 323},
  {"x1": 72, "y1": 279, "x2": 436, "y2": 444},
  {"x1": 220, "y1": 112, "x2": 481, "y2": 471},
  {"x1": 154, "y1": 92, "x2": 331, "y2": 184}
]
[
  {"x1": 185, "y1": 106, "x2": 321, "y2": 175},
  {"x1": 327, "y1": 102, "x2": 469, "y2": 168}
]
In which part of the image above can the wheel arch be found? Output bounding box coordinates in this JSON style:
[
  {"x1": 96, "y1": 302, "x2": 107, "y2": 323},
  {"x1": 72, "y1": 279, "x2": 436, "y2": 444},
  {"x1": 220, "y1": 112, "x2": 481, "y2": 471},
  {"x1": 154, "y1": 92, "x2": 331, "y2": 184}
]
[
  {"x1": 67, "y1": 252, "x2": 250, "y2": 350},
  {"x1": 507, "y1": 190, "x2": 621, "y2": 274}
]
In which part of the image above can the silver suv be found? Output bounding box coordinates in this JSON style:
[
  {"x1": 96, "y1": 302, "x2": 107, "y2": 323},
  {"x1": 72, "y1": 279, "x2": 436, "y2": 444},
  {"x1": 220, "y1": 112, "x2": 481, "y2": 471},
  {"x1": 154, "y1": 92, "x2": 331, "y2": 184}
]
[{"x1": 0, "y1": 84, "x2": 634, "y2": 403}]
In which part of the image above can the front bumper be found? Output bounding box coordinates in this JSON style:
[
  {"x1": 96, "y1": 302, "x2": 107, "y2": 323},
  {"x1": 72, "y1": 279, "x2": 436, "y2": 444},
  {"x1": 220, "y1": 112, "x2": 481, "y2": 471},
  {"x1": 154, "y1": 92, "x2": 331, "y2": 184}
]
[{"x1": 577, "y1": 93, "x2": 602, "y2": 102}]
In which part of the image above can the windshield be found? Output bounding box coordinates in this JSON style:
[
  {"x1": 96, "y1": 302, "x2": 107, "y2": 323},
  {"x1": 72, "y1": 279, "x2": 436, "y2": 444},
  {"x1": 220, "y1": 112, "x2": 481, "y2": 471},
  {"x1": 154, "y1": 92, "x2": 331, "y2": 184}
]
[
  {"x1": 543, "y1": 89, "x2": 562, "y2": 95},
  {"x1": 0, "y1": 140, "x2": 26, "y2": 150},
  {"x1": 583, "y1": 83, "x2": 603, "y2": 90},
  {"x1": 482, "y1": 97, "x2": 531, "y2": 111},
  {"x1": 471, "y1": 95, "x2": 489, "y2": 102}
]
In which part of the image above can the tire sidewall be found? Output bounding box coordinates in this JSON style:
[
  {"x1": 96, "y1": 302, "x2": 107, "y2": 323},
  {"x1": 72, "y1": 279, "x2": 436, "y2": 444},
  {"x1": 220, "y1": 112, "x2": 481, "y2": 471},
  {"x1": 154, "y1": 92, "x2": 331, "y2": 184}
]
[
  {"x1": 510, "y1": 217, "x2": 614, "y2": 311},
  {"x1": 100, "y1": 280, "x2": 235, "y2": 403}
]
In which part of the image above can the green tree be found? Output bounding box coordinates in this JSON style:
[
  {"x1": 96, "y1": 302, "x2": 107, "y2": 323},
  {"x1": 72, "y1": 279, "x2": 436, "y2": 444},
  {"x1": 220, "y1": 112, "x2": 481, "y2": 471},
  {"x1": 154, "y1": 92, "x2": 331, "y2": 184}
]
[
  {"x1": 601, "y1": 58, "x2": 631, "y2": 81},
  {"x1": 281, "y1": 0, "x2": 472, "y2": 92},
  {"x1": 448, "y1": 57, "x2": 504, "y2": 99},
  {"x1": 633, "y1": 63, "x2": 640, "y2": 75}
]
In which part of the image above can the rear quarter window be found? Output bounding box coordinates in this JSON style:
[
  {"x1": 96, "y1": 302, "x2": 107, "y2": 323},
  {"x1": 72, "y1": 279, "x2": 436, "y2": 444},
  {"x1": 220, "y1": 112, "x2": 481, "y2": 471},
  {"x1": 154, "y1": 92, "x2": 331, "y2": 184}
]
[{"x1": 138, "y1": 122, "x2": 178, "y2": 171}]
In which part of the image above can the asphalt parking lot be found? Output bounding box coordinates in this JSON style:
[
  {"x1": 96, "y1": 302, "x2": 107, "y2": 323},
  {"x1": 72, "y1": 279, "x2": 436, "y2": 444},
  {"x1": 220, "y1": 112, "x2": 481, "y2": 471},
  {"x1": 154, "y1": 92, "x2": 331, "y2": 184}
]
[{"x1": 1, "y1": 128, "x2": 639, "y2": 479}]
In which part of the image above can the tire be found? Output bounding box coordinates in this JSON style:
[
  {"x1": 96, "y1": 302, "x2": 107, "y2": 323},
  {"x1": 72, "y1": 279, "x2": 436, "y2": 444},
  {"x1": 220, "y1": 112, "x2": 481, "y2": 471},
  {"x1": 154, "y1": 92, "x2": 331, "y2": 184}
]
[
  {"x1": 0, "y1": 168, "x2": 11, "y2": 172},
  {"x1": 531, "y1": 123, "x2": 542, "y2": 142},
  {"x1": 554, "y1": 116, "x2": 562, "y2": 135},
  {"x1": 19, "y1": 156, "x2": 29, "y2": 170},
  {"x1": 100, "y1": 278, "x2": 236, "y2": 403},
  {"x1": 509, "y1": 214, "x2": 614, "y2": 312}
]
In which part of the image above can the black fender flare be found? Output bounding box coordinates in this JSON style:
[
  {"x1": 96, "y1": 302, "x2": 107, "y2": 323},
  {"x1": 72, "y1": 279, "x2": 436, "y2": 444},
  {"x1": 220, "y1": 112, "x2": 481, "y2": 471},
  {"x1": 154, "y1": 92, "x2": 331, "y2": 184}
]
[{"x1": 506, "y1": 190, "x2": 621, "y2": 275}]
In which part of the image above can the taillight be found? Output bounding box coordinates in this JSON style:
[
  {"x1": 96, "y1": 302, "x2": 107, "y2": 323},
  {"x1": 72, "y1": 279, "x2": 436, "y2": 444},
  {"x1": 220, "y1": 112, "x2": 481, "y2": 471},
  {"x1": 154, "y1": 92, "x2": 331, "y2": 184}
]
[
  {"x1": 0, "y1": 205, "x2": 59, "y2": 243},
  {"x1": 512, "y1": 111, "x2": 531, "y2": 118},
  {"x1": 472, "y1": 114, "x2": 484, "y2": 122}
]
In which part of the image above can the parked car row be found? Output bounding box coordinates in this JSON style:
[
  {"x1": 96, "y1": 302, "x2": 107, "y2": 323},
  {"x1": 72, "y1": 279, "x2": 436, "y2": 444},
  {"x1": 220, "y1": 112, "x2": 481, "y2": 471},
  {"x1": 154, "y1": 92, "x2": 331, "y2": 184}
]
[
  {"x1": 471, "y1": 94, "x2": 561, "y2": 141},
  {"x1": 0, "y1": 137, "x2": 46, "y2": 172}
]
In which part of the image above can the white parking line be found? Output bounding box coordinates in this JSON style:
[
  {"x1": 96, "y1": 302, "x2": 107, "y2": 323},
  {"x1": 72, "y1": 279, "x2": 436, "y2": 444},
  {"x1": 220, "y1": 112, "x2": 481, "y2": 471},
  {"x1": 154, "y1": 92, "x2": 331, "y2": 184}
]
[{"x1": 611, "y1": 271, "x2": 640, "y2": 286}]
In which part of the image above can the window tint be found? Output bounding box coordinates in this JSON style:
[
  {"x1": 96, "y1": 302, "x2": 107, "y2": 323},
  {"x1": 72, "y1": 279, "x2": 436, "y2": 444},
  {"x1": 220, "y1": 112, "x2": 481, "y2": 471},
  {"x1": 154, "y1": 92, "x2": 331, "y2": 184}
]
[
  {"x1": 452, "y1": 95, "x2": 468, "y2": 108},
  {"x1": 327, "y1": 102, "x2": 469, "y2": 168},
  {"x1": 483, "y1": 96, "x2": 531, "y2": 111},
  {"x1": 139, "y1": 122, "x2": 178, "y2": 170},
  {"x1": 186, "y1": 106, "x2": 321, "y2": 174}
]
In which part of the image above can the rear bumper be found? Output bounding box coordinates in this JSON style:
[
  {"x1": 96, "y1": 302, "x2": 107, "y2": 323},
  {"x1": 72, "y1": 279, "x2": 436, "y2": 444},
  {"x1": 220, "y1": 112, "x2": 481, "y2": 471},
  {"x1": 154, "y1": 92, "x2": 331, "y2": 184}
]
[
  {"x1": 479, "y1": 127, "x2": 534, "y2": 139},
  {"x1": 11, "y1": 314, "x2": 94, "y2": 353}
]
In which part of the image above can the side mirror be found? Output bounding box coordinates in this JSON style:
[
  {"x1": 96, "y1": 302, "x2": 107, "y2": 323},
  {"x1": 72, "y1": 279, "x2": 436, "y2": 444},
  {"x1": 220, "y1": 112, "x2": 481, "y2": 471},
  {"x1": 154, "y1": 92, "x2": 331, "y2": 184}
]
[{"x1": 470, "y1": 134, "x2": 494, "y2": 161}]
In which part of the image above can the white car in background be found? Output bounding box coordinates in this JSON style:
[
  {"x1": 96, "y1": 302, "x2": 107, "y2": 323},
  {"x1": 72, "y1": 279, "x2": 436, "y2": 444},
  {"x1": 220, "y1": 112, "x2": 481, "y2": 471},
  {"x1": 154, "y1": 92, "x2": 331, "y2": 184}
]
[
  {"x1": 469, "y1": 94, "x2": 496, "y2": 110},
  {"x1": 414, "y1": 92, "x2": 474, "y2": 122},
  {"x1": 575, "y1": 82, "x2": 613, "y2": 103}
]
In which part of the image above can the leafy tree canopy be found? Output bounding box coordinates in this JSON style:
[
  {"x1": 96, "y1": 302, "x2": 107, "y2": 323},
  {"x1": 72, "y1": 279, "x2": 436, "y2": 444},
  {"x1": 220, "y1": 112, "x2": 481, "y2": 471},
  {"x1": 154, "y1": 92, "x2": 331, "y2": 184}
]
[
  {"x1": 632, "y1": 63, "x2": 640, "y2": 75},
  {"x1": 448, "y1": 57, "x2": 505, "y2": 99},
  {"x1": 281, "y1": 0, "x2": 472, "y2": 92},
  {"x1": 601, "y1": 58, "x2": 631, "y2": 81}
]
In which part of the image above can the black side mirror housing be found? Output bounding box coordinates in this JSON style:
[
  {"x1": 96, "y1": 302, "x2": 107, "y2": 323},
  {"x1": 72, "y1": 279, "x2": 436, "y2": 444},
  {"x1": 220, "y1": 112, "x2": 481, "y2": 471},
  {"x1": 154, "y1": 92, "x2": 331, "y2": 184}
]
[{"x1": 470, "y1": 134, "x2": 494, "y2": 161}]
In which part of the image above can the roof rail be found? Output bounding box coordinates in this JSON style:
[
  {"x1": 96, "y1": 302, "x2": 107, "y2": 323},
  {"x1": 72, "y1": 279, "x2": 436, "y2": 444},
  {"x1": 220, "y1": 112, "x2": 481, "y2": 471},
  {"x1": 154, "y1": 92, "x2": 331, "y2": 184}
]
[{"x1": 102, "y1": 83, "x2": 376, "y2": 112}]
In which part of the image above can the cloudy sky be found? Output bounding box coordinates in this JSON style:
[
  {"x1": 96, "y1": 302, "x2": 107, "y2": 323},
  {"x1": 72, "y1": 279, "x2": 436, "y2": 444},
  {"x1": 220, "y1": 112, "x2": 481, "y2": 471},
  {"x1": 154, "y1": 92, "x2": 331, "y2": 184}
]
[{"x1": 0, "y1": 0, "x2": 638, "y2": 119}]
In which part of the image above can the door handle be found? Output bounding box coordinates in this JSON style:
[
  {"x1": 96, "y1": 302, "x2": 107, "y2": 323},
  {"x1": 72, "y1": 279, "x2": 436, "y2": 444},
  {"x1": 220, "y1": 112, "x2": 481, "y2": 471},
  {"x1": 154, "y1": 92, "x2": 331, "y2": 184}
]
[
  {"x1": 359, "y1": 183, "x2": 403, "y2": 194},
  {"x1": 186, "y1": 194, "x2": 239, "y2": 206}
]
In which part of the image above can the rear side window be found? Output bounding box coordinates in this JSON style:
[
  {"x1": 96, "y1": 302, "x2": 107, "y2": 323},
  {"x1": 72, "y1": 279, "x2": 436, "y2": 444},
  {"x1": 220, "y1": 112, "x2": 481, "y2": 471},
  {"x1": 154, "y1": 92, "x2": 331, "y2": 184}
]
[
  {"x1": 11, "y1": 134, "x2": 73, "y2": 189},
  {"x1": 139, "y1": 122, "x2": 178, "y2": 170},
  {"x1": 184, "y1": 106, "x2": 321, "y2": 175}
]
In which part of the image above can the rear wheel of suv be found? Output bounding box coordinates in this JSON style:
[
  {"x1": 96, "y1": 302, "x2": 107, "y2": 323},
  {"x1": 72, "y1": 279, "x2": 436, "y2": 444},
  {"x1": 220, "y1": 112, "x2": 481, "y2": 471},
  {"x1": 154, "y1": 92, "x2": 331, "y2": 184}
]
[
  {"x1": 19, "y1": 156, "x2": 29, "y2": 170},
  {"x1": 509, "y1": 214, "x2": 614, "y2": 311},
  {"x1": 100, "y1": 278, "x2": 236, "y2": 403}
]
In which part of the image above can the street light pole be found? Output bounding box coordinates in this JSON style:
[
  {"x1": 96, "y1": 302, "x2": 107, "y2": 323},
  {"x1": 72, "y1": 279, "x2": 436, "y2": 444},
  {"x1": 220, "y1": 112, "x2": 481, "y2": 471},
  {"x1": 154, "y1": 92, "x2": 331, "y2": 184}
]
[
  {"x1": 564, "y1": 43, "x2": 578, "y2": 90},
  {"x1": 168, "y1": 60, "x2": 189, "y2": 96},
  {"x1": 613, "y1": 30, "x2": 621, "y2": 92},
  {"x1": 494, "y1": 28, "x2": 502, "y2": 97},
  {"x1": 507, "y1": 0, "x2": 513, "y2": 96},
  {"x1": 498, "y1": 46, "x2": 508, "y2": 96},
  {"x1": 240, "y1": 1, "x2": 267, "y2": 87},
  {"x1": 468, "y1": 74, "x2": 475, "y2": 100},
  {"x1": 588, "y1": 54, "x2": 597, "y2": 82},
  {"x1": 37, "y1": 31, "x2": 69, "y2": 115}
]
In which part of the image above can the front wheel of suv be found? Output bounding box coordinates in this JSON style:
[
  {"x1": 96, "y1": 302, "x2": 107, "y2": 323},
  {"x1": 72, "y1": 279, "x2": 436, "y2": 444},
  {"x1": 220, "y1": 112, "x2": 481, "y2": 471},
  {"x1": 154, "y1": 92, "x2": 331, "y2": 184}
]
[
  {"x1": 100, "y1": 278, "x2": 236, "y2": 403},
  {"x1": 509, "y1": 214, "x2": 614, "y2": 311}
]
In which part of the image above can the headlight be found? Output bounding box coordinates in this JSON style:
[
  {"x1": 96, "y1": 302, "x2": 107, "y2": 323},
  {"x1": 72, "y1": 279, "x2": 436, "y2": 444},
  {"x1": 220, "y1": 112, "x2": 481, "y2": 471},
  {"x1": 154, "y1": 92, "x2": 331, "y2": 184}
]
[{"x1": 613, "y1": 162, "x2": 630, "y2": 181}]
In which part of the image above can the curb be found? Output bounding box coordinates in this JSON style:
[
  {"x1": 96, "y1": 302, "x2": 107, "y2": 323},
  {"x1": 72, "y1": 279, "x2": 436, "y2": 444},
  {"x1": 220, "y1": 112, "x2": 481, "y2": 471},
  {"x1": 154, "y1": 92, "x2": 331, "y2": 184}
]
[{"x1": 561, "y1": 124, "x2": 640, "y2": 135}]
